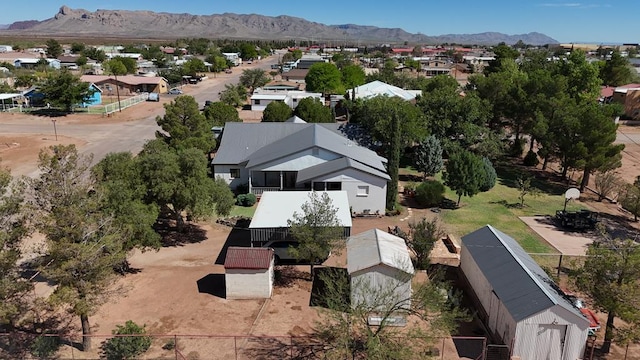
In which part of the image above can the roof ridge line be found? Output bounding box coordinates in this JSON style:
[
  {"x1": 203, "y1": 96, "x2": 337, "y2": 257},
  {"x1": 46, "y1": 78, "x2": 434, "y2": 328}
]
[{"x1": 486, "y1": 225, "x2": 559, "y2": 306}]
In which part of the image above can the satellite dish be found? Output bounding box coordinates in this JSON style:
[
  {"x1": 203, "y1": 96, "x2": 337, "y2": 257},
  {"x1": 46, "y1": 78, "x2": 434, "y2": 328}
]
[
  {"x1": 565, "y1": 188, "x2": 580, "y2": 200},
  {"x1": 563, "y1": 188, "x2": 580, "y2": 211}
]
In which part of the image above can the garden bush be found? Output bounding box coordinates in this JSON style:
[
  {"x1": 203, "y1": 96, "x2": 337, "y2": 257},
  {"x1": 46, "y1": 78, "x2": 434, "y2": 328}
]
[
  {"x1": 235, "y1": 193, "x2": 257, "y2": 207},
  {"x1": 415, "y1": 180, "x2": 445, "y2": 207},
  {"x1": 101, "y1": 320, "x2": 151, "y2": 360},
  {"x1": 30, "y1": 334, "x2": 60, "y2": 359},
  {"x1": 480, "y1": 157, "x2": 497, "y2": 192}
]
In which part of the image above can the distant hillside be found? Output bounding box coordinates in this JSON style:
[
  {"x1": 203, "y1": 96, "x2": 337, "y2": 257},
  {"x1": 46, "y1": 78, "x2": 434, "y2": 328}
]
[{"x1": 0, "y1": 6, "x2": 558, "y2": 45}]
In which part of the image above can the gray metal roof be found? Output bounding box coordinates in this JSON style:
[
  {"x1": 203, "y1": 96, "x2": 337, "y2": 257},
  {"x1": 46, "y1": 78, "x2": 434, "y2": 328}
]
[
  {"x1": 244, "y1": 124, "x2": 386, "y2": 171},
  {"x1": 462, "y1": 225, "x2": 589, "y2": 323},
  {"x1": 296, "y1": 157, "x2": 391, "y2": 183},
  {"x1": 212, "y1": 122, "x2": 309, "y2": 164},
  {"x1": 347, "y1": 229, "x2": 414, "y2": 275}
]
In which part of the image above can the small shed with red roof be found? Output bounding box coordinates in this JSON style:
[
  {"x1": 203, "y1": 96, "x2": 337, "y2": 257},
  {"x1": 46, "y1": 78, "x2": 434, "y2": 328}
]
[{"x1": 224, "y1": 247, "x2": 275, "y2": 299}]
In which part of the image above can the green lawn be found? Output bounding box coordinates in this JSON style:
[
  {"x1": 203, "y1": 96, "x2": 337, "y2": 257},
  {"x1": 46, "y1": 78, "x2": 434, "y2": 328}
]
[
  {"x1": 228, "y1": 204, "x2": 257, "y2": 218},
  {"x1": 411, "y1": 166, "x2": 587, "y2": 253}
]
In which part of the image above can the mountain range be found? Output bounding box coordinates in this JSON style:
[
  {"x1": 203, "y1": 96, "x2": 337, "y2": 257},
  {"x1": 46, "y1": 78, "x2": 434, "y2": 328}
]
[{"x1": 0, "y1": 6, "x2": 558, "y2": 46}]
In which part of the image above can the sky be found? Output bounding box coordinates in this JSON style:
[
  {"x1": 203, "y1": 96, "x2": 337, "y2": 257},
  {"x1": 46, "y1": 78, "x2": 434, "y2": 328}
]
[{"x1": 1, "y1": 1, "x2": 637, "y2": 44}]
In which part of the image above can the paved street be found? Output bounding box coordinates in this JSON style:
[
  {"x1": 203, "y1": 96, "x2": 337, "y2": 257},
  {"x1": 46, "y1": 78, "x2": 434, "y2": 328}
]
[{"x1": 0, "y1": 55, "x2": 279, "y2": 177}]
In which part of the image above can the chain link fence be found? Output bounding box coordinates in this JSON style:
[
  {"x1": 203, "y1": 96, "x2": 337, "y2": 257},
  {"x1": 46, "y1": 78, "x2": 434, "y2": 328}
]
[{"x1": 1, "y1": 333, "x2": 494, "y2": 360}]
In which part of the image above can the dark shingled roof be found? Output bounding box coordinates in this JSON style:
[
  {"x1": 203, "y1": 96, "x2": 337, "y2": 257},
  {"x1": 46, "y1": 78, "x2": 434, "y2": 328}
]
[
  {"x1": 462, "y1": 225, "x2": 588, "y2": 323},
  {"x1": 224, "y1": 247, "x2": 273, "y2": 270}
]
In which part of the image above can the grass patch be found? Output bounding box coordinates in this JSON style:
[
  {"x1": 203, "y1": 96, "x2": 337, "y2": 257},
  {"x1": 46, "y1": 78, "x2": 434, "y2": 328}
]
[
  {"x1": 422, "y1": 170, "x2": 587, "y2": 254},
  {"x1": 227, "y1": 204, "x2": 257, "y2": 218}
]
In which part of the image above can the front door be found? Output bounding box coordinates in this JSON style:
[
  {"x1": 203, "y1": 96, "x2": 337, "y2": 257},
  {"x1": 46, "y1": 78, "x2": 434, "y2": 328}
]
[{"x1": 536, "y1": 324, "x2": 567, "y2": 360}]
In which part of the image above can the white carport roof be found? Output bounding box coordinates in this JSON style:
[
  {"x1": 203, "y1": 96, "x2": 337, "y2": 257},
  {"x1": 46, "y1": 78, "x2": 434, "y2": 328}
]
[
  {"x1": 347, "y1": 229, "x2": 414, "y2": 275},
  {"x1": 0, "y1": 93, "x2": 22, "y2": 100},
  {"x1": 249, "y1": 191, "x2": 352, "y2": 229}
]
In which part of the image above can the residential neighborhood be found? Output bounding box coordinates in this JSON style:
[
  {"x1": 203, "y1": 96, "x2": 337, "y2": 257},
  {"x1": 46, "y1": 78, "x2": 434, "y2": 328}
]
[{"x1": 1, "y1": 5, "x2": 640, "y2": 360}]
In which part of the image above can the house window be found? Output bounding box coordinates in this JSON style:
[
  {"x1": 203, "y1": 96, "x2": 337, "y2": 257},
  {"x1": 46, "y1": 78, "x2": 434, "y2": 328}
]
[
  {"x1": 357, "y1": 185, "x2": 369, "y2": 197},
  {"x1": 254, "y1": 99, "x2": 261, "y2": 105},
  {"x1": 313, "y1": 182, "x2": 325, "y2": 191},
  {"x1": 230, "y1": 169, "x2": 240, "y2": 178},
  {"x1": 327, "y1": 182, "x2": 341, "y2": 191}
]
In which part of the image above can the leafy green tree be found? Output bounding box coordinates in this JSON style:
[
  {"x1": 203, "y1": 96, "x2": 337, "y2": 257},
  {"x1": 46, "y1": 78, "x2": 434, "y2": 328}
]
[
  {"x1": 100, "y1": 320, "x2": 151, "y2": 360},
  {"x1": 262, "y1": 101, "x2": 292, "y2": 122},
  {"x1": 305, "y1": 62, "x2": 344, "y2": 94},
  {"x1": 82, "y1": 47, "x2": 106, "y2": 62},
  {"x1": 138, "y1": 140, "x2": 233, "y2": 230},
  {"x1": 70, "y1": 42, "x2": 85, "y2": 54},
  {"x1": 14, "y1": 72, "x2": 37, "y2": 88},
  {"x1": 554, "y1": 49, "x2": 601, "y2": 103},
  {"x1": 407, "y1": 217, "x2": 444, "y2": 270},
  {"x1": 414, "y1": 135, "x2": 443, "y2": 179},
  {"x1": 219, "y1": 83, "x2": 247, "y2": 108},
  {"x1": 484, "y1": 42, "x2": 519, "y2": 74},
  {"x1": 574, "y1": 238, "x2": 640, "y2": 353},
  {"x1": 39, "y1": 69, "x2": 94, "y2": 112},
  {"x1": 287, "y1": 191, "x2": 344, "y2": 275},
  {"x1": 156, "y1": 95, "x2": 216, "y2": 154},
  {"x1": 92, "y1": 152, "x2": 161, "y2": 255},
  {"x1": 291, "y1": 49, "x2": 303, "y2": 60},
  {"x1": 0, "y1": 165, "x2": 31, "y2": 329},
  {"x1": 480, "y1": 157, "x2": 497, "y2": 192},
  {"x1": 600, "y1": 50, "x2": 635, "y2": 86},
  {"x1": 75, "y1": 55, "x2": 87, "y2": 67},
  {"x1": 293, "y1": 97, "x2": 333, "y2": 123},
  {"x1": 443, "y1": 149, "x2": 485, "y2": 206},
  {"x1": 620, "y1": 180, "x2": 640, "y2": 221},
  {"x1": 109, "y1": 56, "x2": 137, "y2": 74},
  {"x1": 181, "y1": 58, "x2": 206, "y2": 76},
  {"x1": 239, "y1": 68, "x2": 270, "y2": 93},
  {"x1": 341, "y1": 64, "x2": 366, "y2": 89},
  {"x1": 45, "y1": 39, "x2": 62, "y2": 59},
  {"x1": 240, "y1": 43, "x2": 258, "y2": 61},
  {"x1": 203, "y1": 101, "x2": 241, "y2": 126},
  {"x1": 207, "y1": 55, "x2": 228, "y2": 73},
  {"x1": 27, "y1": 145, "x2": 127, "y2": 351}
]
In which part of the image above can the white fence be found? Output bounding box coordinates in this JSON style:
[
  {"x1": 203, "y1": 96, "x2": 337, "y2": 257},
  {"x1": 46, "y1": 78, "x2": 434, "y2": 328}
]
[{"x1": 100, "y1": 92, "x2": 149, "y2": 115}]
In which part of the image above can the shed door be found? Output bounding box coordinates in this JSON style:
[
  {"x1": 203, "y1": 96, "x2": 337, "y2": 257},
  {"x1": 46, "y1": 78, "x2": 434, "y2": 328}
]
[{"x1": 536, "y1": 324, "x2": 566, "y2": 360}]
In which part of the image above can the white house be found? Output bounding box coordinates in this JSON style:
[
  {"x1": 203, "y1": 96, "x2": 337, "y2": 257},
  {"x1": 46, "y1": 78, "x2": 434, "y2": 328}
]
[
  {"x1": 222, "y1": 52, "x2": 242, "y2": 66},
  {"x1": 460, "y1": 225, "x2": 590, "y2": 360},
  {"x1": 250, "y1": 90, "x2": 322, "y2": 111},
  {"x1": 347, "y1": 229, "x2": 414, "y2": 322},
  {"x1": 211, "y1": 120, "x2": 389, "y2": 215},
  {"x1": 14, "y1": 58, "x2": 61, "y2": 70},
  {"x1": 0, "y1": 45, "x2": 13, "y2": 53},
  {"x1": 224, "y1": 246, "x2": 275, "y2": 299},
  {"x1": 248, "y1": 191, "x2": 352, "y2": 246}
]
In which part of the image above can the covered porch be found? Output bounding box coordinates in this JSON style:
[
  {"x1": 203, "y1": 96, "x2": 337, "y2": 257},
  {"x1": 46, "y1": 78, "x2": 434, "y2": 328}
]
[{"x1": 249, "y1": 170, "x2": 343, "y2": 196}]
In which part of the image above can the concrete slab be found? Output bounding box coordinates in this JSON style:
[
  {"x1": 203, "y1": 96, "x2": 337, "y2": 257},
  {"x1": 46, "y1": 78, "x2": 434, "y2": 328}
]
[{"x1": 520, "y1": 216, "x2": 595, "y2": 256}]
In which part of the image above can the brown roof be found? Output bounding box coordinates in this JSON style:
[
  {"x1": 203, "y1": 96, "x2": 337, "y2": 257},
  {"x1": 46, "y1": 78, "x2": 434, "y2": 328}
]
[
  {"x1": 282, "y1": 68, "x2": 308, "y2": 80},
  {"x1": 224, "y1": 247, "x2": 273, "y2": 270},
  {"x1": 80, "y1": 75, "x2": 167, "y2": 86}
]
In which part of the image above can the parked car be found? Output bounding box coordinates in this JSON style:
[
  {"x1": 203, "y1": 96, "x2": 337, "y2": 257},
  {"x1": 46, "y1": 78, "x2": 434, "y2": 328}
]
[
  {"x1": 225, "y1": 69, "x2": 232, "y2": 74},
  {"x1": 168, "y1": 88, "x2": 183, "y2": 95},
  {"x1": 147, "y1": 92, "x2": 160, "y2": 102},
  {"x1": 262, "y1": 240, "x2": 330, "y2": 264}
]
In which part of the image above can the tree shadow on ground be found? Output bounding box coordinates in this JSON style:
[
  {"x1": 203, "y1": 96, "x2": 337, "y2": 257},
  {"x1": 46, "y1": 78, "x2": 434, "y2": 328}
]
[
  {"x1": 489, "y1": 199, "x2": 523, "y2": 209},
  {"x1": 275, "y1": 266, "x2": 311, "y2": 288},
  {"x1": 196, "y1": 274, "x2": 226, "y2": 299},
  {"x1": 495, "y1": 161, "x2": 569, "y2": 196},
  {"x1": 309, "y1": 267, "x2": 349, "y2": 309},
  {"x1": 154, "y1": 220, "x2": 208, "y2": 247},
  {"x1": 214, "y1": 227, "x2": 251, "y2": 265},
  {"x1": 239, "y1": 334, "x2": 325, "y2": 360},
  {"x1": 30, "y1": 109, "x2": 69, "y2": 118},
  {"x1": 596, "y1": 212, "x2": 640, "y2": 241}
]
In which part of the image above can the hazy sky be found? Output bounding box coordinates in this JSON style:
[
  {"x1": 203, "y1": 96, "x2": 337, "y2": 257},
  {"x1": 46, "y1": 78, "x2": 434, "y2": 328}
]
[{"x1": 1, "y1": 1, "x2": 636, "y2": 44}]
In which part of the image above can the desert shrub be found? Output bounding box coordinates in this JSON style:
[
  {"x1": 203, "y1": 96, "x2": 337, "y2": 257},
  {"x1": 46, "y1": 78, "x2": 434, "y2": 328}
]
[
  {"x1": 415, "y1": 180, "x2": 445, "y2": 207},
  {"x1": 235, "y1": 193, "x2": 257, "y2": 207},
  {"x1": 480, "y1": 157, "x2": 497, "y2": 192},
  {"x1": 30, "y1": 334, "x2": 60, "y2": 359},
  {"x1": 523, "y1": 150, "x2": 539, "y2": 167},
  {"x1": 101, "y1": 320, "x2": 151, "y2": 360}
]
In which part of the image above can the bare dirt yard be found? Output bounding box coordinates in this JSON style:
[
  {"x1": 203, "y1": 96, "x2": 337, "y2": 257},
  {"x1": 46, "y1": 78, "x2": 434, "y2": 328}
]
[{"x1": 4, "y1": 98, "x2": 640, "y2": 358}]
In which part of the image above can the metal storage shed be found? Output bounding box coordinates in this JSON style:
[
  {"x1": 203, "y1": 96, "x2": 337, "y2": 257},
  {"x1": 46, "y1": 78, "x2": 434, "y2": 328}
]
[
  {"x1": 249, "y1": 191, "x2": 352, "y2": 246},
  {"x1": 224, "y1": 247, "x2": 274, "y2": 299},
  {"x1": 347, "y1": 229, "x2": 414, "y2": 314},
  {"x1": 460, "y1": 225, "x2": 590, "y2": 360}
]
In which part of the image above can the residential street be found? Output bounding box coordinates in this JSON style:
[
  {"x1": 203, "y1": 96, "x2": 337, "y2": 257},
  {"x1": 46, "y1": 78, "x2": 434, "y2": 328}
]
[{"x1": 0, "y1": 56, "x2": 279, "y2": 177}]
